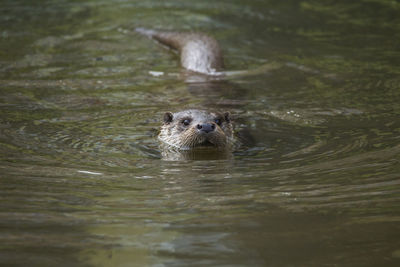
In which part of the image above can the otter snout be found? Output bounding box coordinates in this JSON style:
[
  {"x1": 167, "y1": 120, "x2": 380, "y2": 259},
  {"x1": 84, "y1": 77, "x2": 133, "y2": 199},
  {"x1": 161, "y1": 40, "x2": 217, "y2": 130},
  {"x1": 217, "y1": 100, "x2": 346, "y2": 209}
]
[{"x1": 197, "y1": 123, "x2": 215, "y2": 133}]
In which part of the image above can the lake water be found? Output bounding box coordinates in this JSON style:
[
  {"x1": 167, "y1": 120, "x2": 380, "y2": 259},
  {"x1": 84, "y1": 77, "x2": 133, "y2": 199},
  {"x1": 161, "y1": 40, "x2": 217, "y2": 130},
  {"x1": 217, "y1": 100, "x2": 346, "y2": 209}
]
[{"x1": 1, "y1": 0, "x2": 400, "y2": 266}]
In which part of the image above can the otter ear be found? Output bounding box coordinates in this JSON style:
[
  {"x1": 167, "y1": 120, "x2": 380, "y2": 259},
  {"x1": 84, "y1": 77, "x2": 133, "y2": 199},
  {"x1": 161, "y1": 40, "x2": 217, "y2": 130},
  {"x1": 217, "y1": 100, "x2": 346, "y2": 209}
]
[
  {"x1": 224, "y1": 112, "x2": 230, "y2": 123},
  {"x1": 163, "y1": 112, "x2": 173, "y2": 124}
]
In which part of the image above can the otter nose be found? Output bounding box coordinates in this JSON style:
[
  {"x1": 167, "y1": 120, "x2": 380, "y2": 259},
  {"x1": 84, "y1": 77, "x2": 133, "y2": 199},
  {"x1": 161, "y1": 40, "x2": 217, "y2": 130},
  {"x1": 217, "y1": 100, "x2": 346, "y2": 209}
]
[{"x1": 197, "y1": 123, "x2": 215, "y2": 133}]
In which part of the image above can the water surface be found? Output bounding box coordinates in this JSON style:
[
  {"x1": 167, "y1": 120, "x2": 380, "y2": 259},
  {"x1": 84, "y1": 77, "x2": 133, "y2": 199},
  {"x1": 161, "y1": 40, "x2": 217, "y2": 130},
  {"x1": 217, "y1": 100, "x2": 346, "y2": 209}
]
[{"x1": 1, "y1": 0, "x2": 400, "y2": 266}]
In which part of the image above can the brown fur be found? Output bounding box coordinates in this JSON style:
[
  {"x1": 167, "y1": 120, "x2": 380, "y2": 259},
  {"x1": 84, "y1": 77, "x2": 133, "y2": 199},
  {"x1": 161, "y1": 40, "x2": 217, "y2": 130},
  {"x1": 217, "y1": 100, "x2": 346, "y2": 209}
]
[{"x1": 136, "y1": 28, "x2": 224, "y2": 75}]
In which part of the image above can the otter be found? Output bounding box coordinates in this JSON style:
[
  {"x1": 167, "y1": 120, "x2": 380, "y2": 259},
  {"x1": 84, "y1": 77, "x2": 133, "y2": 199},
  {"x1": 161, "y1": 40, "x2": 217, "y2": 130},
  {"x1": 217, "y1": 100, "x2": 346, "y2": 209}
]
[
  {"x1": 136, "y1": 28, "x2": 233, "y2": 150},
  {"x1": 159, "y1": 109, "x2": 233, "y2": 150}
]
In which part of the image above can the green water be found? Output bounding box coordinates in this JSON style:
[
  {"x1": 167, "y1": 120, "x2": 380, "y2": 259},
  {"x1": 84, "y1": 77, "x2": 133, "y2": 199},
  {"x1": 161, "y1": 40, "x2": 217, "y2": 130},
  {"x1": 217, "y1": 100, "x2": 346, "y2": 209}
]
[{"x1": 1, "y1": 0, "x2": 400, "y2": 266}]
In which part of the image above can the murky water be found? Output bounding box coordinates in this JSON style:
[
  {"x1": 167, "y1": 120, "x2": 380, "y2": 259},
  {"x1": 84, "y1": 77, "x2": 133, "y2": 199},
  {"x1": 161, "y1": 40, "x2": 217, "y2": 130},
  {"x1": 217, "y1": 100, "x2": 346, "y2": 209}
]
[{"x1": 1, "y1": 0, "x2": 400, "y2": 266}]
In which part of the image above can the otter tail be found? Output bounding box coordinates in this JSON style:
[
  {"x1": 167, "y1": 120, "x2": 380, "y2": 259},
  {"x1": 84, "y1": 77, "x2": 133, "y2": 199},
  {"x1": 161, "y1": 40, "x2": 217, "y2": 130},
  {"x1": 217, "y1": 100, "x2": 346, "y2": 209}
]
[
  {"x1": 135, "y1": 27, "x2": 188, "y2": 52},
  {"x1": 136, "y1": 27, "x2": 224, "y2": 75}
]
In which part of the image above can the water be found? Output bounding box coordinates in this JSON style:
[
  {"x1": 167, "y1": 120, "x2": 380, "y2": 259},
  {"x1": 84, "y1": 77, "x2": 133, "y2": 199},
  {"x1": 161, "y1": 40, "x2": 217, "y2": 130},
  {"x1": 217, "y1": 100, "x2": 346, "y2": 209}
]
[{"x1": 1, "y1": 0, "x2": 400, "y2": 266}]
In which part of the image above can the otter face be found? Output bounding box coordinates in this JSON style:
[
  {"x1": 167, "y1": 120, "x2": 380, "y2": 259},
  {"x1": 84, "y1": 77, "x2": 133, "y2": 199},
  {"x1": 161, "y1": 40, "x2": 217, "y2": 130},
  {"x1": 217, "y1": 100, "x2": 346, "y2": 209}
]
[{"x1": 158, "y1": 109, "x2": 233, "y2": 150}]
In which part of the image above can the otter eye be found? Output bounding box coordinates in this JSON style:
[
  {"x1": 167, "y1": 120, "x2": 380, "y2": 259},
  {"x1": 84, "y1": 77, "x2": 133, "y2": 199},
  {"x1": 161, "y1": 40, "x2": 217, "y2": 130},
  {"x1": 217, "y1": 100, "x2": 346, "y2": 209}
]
[
  {"x1": 182, "y1": 119, "x2": 191, "y2": 126},
  {"x1": 214, "y1": 118, "x2": 222, "y2": 126}
]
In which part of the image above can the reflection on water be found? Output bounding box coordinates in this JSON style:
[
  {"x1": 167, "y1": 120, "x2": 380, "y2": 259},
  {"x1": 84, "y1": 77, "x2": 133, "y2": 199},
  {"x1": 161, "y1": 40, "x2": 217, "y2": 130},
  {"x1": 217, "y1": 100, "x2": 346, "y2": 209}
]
[{"x1": 1, "y1": 0, "x2": 400, "y2": 266}]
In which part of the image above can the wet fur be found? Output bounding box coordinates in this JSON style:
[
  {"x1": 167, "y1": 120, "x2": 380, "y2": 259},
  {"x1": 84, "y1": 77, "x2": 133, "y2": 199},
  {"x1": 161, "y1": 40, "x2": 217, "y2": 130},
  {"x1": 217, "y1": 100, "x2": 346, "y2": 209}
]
[{"x1": 136, "y1": 28, "x2": 224, "y2": 75}]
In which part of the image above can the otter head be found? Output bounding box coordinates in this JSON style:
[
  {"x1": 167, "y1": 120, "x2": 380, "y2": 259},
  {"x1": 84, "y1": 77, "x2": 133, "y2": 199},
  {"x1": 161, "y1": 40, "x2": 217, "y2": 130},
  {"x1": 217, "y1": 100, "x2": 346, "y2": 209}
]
[{"x1": 158, "y1": 109, "x2": 233, "y2": 150}]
